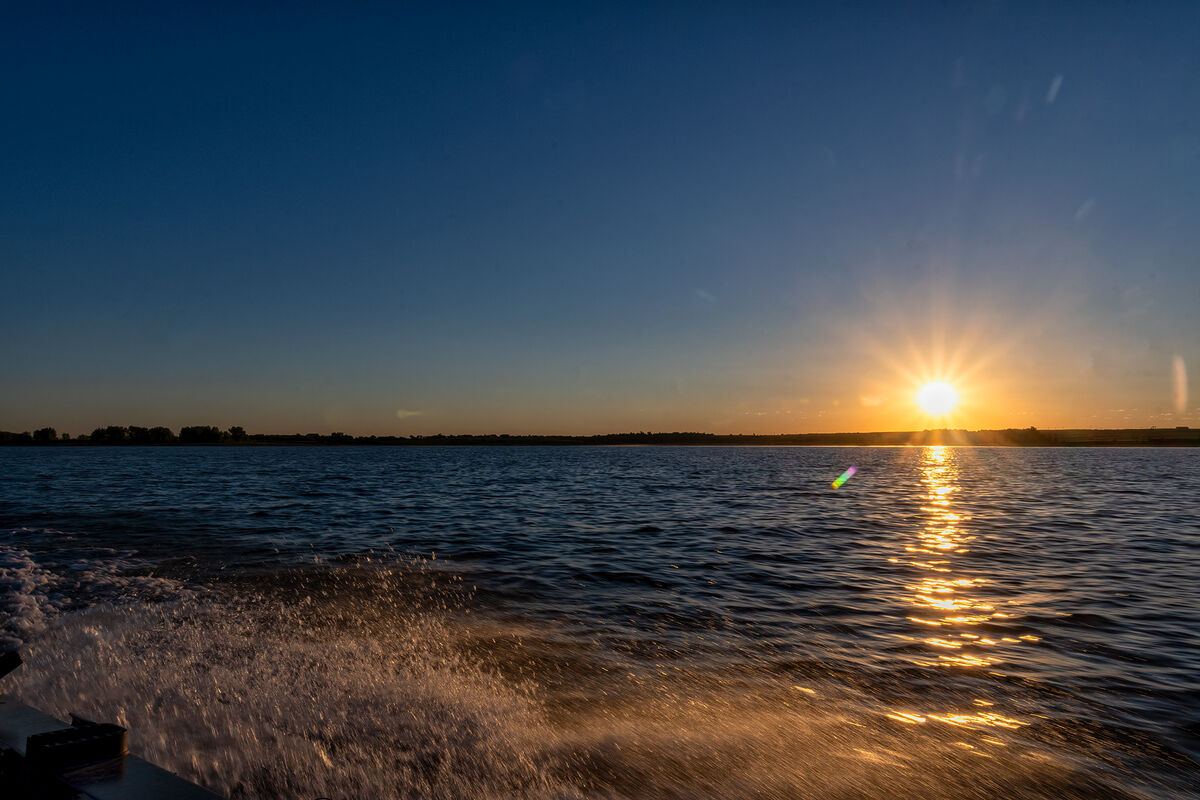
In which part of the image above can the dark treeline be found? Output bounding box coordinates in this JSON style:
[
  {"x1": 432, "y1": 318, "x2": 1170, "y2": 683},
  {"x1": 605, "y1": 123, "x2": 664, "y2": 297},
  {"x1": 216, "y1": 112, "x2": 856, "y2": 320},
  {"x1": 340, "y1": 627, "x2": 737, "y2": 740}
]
[
  {"x1": 0, "y1": 425, "x2": 246, "y2": 445},
  {"x1": 1, "y1": 426, "x2": 1198, "y2": 447}
]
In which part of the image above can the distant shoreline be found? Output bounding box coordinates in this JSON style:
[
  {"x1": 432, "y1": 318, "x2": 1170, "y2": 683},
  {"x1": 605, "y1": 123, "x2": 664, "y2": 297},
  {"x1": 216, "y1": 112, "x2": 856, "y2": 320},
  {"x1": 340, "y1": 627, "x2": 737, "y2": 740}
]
[{"x1": 2, "y1": 427, "x2": 1197, "y2": 447}]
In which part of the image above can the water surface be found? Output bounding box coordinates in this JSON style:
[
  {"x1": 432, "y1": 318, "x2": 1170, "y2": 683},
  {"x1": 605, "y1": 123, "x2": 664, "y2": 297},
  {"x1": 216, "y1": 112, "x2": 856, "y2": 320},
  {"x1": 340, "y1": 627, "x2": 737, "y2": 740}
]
[{"x1": 1, "y1": 446, "x2": 1197, "y2": 799}]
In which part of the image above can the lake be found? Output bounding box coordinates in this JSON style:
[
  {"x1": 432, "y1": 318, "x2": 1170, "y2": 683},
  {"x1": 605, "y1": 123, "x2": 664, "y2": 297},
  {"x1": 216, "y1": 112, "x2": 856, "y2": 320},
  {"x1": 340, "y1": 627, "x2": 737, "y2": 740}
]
[{"x1": 1, "y1": 446, "x2": 1197, "y2": 799}]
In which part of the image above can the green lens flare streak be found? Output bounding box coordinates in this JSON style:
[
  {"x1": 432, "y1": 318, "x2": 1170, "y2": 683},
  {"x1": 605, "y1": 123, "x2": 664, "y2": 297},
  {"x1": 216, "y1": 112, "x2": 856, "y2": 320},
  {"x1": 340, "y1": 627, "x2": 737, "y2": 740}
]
[{"x1": 832, "y1": 466, "x2": 857, "y2": 489}]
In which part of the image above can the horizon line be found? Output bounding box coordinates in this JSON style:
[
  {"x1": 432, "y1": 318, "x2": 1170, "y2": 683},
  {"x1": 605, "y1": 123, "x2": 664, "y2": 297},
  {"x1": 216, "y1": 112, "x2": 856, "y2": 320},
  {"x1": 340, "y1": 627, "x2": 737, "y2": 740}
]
[{"x1": 3, "y1": 424, "x2": 1196, "y2": 446}]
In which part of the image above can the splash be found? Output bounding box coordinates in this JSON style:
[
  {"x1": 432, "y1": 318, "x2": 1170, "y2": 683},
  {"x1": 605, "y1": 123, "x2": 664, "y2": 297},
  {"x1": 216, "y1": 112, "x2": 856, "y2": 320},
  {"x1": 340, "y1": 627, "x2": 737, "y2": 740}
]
[
  {"x1": 0, "y1": 533, "x2": 184, "y2": 649},
  {"x1": 11, "y1": 576, "x2": 572, "y2": 800},
  {"x1": 5, "y1": 561, "x2": 1164, "y2": 800}
]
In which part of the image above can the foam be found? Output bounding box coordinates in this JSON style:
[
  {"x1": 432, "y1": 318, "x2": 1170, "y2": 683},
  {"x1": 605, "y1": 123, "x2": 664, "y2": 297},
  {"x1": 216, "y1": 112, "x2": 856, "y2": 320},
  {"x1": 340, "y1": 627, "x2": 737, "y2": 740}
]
[
  {"x1": 1, "y1": 558, "x2": 1171, "y2": 800},
  {"x1": 11, "y1": 582, "x2": 576, "y2": 799},
  {"x1": 0, "y1": 531, "x2": 186, "y2": 649}
]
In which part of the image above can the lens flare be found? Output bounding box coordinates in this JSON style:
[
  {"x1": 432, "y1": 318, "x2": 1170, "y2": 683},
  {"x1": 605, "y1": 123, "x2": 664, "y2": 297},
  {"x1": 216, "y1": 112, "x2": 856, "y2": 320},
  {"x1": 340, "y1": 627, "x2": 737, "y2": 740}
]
[
  {"x1": 832, "y1": 466, "x2": 857, "y2": 489},
  {"x1": 1173, "y1": 355, "x2": 1188, "y2": 414}
]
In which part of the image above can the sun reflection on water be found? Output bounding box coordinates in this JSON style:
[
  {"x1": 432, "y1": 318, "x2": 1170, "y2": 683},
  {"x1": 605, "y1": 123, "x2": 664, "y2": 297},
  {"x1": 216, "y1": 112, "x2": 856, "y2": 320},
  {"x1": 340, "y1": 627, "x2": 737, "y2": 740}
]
[
  {"x1": 901, "y1": 448, "x2": 995, "y2": 652},
  {"x1": 883, "y1": 446, "x2": 1030, "y2": 736}
]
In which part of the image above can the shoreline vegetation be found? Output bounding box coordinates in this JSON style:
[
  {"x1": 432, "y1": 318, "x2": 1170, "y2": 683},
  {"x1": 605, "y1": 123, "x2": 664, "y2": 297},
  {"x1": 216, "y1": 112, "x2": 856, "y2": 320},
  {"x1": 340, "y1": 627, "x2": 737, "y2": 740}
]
[{"x1": 1, "y1": 425, "x2": 1198, "y2": 447}]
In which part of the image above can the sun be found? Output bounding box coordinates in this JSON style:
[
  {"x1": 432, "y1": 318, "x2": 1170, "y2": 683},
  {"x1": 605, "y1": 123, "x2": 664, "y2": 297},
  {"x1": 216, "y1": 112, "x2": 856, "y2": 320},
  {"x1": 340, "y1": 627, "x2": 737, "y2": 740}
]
[{"x1": 916, "y1": 381, "x2": 959, "y2": 416}]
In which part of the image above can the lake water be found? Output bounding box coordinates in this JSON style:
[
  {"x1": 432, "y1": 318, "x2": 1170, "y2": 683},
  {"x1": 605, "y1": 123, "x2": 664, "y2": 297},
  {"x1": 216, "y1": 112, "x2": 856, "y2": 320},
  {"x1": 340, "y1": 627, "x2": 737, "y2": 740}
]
[{"x1": 1, "y1": 446, "x2": 1198, "y2": 799}]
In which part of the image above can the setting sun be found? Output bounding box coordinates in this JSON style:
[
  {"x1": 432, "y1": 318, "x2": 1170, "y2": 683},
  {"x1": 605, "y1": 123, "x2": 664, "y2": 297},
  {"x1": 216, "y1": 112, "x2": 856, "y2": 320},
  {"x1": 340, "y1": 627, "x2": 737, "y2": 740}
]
[{"x1": 916, "y1": 381, "x2": 959, "y2": 416}]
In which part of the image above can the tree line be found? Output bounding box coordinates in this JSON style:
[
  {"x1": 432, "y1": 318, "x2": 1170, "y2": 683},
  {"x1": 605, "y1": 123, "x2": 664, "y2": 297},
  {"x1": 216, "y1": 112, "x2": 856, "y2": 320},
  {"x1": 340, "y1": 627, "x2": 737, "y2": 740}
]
[
  {"x1": 0, "y1": 425, "x2": 248, "y2": 444},
  {"x1": 0, "y1": 425, "x2": 1197, "y2": 447}
]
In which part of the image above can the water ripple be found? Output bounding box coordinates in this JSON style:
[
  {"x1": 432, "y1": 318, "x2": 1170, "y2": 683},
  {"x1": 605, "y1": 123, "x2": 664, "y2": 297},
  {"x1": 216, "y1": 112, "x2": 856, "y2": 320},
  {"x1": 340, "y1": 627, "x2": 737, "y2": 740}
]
[{"x1": 1, "y1": 445, "x2": 1198, "y2": 798}]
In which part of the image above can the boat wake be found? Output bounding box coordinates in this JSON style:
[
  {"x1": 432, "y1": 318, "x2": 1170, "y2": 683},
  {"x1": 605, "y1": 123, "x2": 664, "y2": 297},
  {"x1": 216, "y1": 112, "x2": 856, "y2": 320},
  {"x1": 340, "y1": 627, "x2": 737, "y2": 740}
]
[{"x1": 6, "y1": 561, "x2": 1160, "y2": 800}]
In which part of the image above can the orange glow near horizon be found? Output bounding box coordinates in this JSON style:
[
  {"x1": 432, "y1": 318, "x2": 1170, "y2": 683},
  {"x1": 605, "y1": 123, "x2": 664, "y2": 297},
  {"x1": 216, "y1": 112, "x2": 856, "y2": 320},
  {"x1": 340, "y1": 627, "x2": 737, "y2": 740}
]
[{"x1": 851, "y1": 308, "x2": 1016, "y2": 431}]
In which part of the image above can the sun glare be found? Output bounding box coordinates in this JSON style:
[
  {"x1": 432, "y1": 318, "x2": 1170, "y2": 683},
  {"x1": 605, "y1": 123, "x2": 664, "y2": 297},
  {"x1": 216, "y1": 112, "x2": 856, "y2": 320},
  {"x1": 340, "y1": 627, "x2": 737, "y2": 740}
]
[{"x1": 916, "y1": 381, "x2": 959, "y2": 416}]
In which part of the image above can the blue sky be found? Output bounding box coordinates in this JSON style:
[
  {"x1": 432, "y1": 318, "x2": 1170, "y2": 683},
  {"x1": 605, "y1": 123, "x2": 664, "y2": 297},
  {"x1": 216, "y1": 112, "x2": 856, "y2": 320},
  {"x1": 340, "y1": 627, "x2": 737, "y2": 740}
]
[{"x1": 3, "y1": 3, "x2": 1198, "y2": 434}]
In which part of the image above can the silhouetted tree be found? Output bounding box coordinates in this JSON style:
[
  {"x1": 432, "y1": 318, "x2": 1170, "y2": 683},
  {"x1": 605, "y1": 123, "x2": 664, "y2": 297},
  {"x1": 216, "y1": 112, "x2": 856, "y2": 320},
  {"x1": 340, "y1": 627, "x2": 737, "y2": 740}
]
[
  {"x1": 148, "y1": 426, "x2": 175, "y2": 443},
  {"x1": 33, "y1": 427, "x2": 57, "y2": 443},
  {"x1": 227, "y1": 426, "x2": 247, "y2": 441},
  {"x1": 180, "y1": 425, "x2": 222, "y2": 443},
  {"x1": 89, "y1": 427, "x2": 130, "y2": 443}
]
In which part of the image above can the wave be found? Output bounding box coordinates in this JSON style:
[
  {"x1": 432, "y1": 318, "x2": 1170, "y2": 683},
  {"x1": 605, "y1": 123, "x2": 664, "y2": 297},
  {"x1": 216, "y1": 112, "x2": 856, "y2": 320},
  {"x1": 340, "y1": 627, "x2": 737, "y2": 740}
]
[
  {"x1": 0, "y1": 531, "x2": 184, "y2": 648},
  {"x1": 11, "y1": 576, "x2": 569, "y2": 799},
  {"x1": 6, "y1": 561, "x2": 1172, "y2": 800}
]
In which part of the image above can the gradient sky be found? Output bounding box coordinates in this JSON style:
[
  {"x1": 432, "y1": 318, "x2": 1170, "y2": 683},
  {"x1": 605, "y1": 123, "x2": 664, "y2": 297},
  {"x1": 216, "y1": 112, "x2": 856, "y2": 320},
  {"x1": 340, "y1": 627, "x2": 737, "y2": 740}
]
[{"x1": 3, "y1": 3, "x2": 1198, "y2": 435}]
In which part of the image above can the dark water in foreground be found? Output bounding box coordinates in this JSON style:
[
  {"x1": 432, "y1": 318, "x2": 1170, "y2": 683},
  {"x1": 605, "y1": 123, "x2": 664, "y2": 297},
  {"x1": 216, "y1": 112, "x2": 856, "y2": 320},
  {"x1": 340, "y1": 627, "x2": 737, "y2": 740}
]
[{"x1": 1, "y1": 446, "x2": 1198, "y2": 799}]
